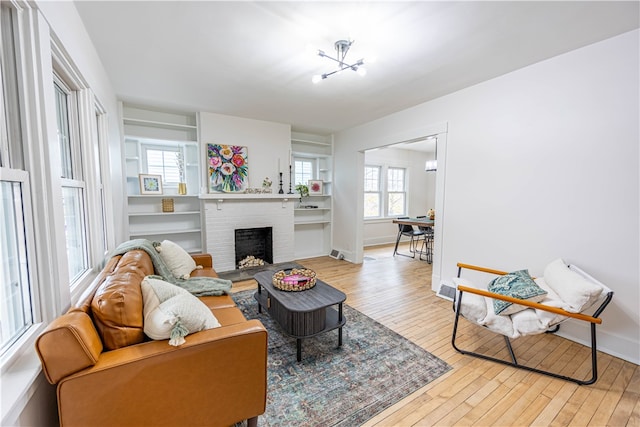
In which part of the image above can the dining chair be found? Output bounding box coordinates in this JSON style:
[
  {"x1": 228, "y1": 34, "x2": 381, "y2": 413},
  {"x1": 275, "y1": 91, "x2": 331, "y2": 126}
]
[
  {"x1": 393, "y1": 217, "x2": 425, "y2": 258},
  {"x1": 416, "y1": 215, "x2": 434, "y2": 263}
]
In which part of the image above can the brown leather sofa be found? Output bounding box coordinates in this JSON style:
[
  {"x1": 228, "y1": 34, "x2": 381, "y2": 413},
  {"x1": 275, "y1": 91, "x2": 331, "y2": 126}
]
[{"x1": 35, "y1": 249, "x2": 267, "y2": 427}]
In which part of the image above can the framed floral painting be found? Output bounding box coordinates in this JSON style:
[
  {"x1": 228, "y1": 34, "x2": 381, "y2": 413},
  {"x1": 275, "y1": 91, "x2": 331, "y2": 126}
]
[
  {"x1": 139, "y1": 174, "x2": 163, "y2": 195},
  {"x1": 207, "y1": 144, "x2": 248, "y2": 192},
  {"x1": 308, "y1": 180, "x2": 323, "y2": 195}
]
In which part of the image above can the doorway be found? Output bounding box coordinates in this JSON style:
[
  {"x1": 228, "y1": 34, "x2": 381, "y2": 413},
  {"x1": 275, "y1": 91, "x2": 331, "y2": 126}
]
[{"x1": 362, "y1": 133, "x2": 446, "y2": 291}]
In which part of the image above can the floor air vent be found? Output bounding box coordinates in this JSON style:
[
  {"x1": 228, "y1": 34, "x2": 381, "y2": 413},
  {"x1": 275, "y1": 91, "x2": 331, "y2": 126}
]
[
  {"x1": 437, "y1": 282, "x2": 457, "y2": 301},
  {"x1": 329, "y1": 249, "x2": 344, "y2": 260}
]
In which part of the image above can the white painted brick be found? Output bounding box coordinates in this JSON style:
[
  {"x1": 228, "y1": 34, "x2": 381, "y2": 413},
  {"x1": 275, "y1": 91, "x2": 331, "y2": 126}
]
[{"x1": 204, "y1": 199, "x2": 295, "y2": 272}]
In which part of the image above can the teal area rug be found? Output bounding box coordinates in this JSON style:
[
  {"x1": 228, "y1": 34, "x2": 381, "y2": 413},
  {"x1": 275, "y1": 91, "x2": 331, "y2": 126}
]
[{"x1": 232, "y1": 290, "x2": 451, "y2": 426}]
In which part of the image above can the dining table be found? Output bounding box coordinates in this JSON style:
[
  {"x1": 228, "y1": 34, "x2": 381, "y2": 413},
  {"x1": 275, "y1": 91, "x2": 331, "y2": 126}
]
[{"x1": 392, "y1": 217, "x2": 435, "y2": 261}]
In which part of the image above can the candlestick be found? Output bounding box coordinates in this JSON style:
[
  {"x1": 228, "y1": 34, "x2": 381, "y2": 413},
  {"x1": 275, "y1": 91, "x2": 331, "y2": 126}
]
[
  {"x1": 278, "y1": 172, "x2": 284, "y2": 194},
  {"x1": 287, "y1": 164, "x2": 293, "y2": 194}
]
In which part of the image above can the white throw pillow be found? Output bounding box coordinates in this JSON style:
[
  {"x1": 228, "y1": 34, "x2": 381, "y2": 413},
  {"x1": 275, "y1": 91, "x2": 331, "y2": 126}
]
[
  {"x1": 543, "y1": 258, "x2": 603, "y2": 313},
  {"x1": 157, "y1": 239, "x2": 197, "y2": 279},
  {"x1": 141, "y1": 276, "x2": 220, "y2": 346}
]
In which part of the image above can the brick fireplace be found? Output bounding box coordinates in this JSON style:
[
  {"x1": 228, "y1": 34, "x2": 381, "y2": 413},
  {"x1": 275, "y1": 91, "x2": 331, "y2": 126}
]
[
  {"x1": 202, "y1": 195, "x2": 295, "y2": 272},
  {"x1": 235, "y1": 227, "x2": 273, "y2": 268}
]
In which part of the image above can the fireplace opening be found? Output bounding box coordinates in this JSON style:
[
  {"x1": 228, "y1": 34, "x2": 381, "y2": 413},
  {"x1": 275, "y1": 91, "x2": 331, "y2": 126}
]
[{"x1": 234, "y1": 227, "x2": 273, "y2": 269}]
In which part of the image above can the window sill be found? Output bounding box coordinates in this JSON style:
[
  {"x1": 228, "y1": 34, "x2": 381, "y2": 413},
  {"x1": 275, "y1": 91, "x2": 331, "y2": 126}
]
[
  {"x1": 364, "y1": 217, "x2": 395, "y2": 224},
  {"x1": 1, "y1": 325, "x2": 45, "y2": 424}
]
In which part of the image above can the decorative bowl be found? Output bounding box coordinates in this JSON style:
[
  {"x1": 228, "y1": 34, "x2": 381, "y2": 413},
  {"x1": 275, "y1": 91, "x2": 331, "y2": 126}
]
[{"x1": 272, "y1": 268, "x2": 317, "y2": 291}]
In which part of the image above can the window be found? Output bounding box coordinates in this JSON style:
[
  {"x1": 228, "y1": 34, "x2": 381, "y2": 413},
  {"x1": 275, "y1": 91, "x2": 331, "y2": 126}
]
[
  {"x1": 387, "y1": 167, "x2": 406, "y2": 216},
  {"x1": 54, "y1": 79, "x2": 89, "y2": 283},
  {"x1": 294, "y1": 158, "x2": 314, "y2": 186},
  {"x1": 0, "y1": 170, "x2": 34, "y2": 354},
  {"x1": 364, "y1": 165, "x2": 381, "y2": 218},
  {"x1": 94, "y1": 105, "x2": 108, "y2": 254},
  {"x1": 363, "y1": 165, "x2": 407, "y2": 218},
  {"x1": 0, "y1": 3, "x2": 38, "y2": 357},
  {"x1": 143, "y1": 145, "x2": 182, "y2": 185}
]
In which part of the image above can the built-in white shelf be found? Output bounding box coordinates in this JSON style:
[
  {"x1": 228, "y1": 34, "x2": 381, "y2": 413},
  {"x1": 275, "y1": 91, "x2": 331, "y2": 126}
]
[
  {"x1": 123, "y1": 117, "x2": 197, "y2": 131},
  {"x1": 294, "y1": 220, "x2": 331, "y2": 226},
  {"x1": 199, "y1": 193, "x2": 294, "y2": 200},
  {"x1": 128, "y1": 210, "x2": 200, "y2": 217},
  {"x1": 127, "y1": 195, "x2": 203, "y2": 253},
  {"x1": 291, "y1": 134, "x2": 333, "y2": 259},
  {"x1": 130, "y1": 228, "x2": 201, "y2": 236}
]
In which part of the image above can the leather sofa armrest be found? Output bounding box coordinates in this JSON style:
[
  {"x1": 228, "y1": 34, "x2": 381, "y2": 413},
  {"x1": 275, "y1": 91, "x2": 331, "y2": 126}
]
[
  {"x1": 57, "y1": 320, "x2": 267, "y2": 427},
  {"x1": 35, "y1": 311, "x2": 103, "y2": 384},
  {"x1": 191, "y1": 253, "x2": 213, "y2": 269}
]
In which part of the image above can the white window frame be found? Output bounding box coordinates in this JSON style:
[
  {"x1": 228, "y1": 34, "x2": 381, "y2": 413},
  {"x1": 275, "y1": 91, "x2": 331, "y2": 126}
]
[
  {"x1": 293, "y1": 156, "x2": 315, "y2": 187},
  {"x1": 0, "y1": 168, "x2": 38, "y2": 356},
  {"x1": 364, "y1": 165, "x2": 382, "y2": 218},
  {"x1": 364, "y1": 165, "x2": 407, "y2": 218},
  {"x1": 93, "y1": 100, "x2": 111, "y2": 256},
  {"x1": 0, "y1": 3, "x2": 50, "y2": 410},
  {"x1": 141, "y1": 143, "x2": 182, "y2": 187},
  {"x1": 387, "y1": 167, "x2": 407, "y2": 217},
  {"x1": 53, "y1": 73, "x2": 91, "y2": 286},
  {"x1": 51, "y1": 39, "x2": 113, "y2": 300}
]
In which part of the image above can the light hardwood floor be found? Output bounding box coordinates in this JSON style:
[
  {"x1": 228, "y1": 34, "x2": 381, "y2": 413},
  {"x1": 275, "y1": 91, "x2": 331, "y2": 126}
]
[{"x1": 232, "y1": 243, "x2": 640, "y2": 427}]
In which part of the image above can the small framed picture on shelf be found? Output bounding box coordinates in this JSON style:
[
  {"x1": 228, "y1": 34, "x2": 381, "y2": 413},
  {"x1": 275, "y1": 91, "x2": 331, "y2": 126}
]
[
  {"x1": 308, "y1": 180, "x2": 323, "y2": 195},
  {"x1": 139, "y1": 174, "x2": 163, "y2": 195}
]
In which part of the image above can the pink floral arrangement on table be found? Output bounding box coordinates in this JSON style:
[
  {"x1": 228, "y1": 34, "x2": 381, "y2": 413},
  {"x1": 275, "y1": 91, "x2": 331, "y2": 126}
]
[{"x1": 208, "y1": 144, "x2": 248, "y2": 192}]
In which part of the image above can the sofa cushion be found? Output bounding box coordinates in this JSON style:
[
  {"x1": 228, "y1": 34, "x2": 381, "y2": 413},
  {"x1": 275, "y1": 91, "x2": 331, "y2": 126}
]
[
  {"x1": 157, "y1": 239, "x2": 197, "y2": 279},
  {"x1": 211, "y1": 307, "x2": 249, "y2": 327},
  {"x1": 199, "y1": 294, "x2": 237, "y2": 310},
  {"x1": 91, "y1": 250, "x2": 151, "y2": 350},
  {"x1": 487, "y1": 269, "x2": 547, "y2": 315},
  {"x1": 141, "y1": 276, "x2": 221, "y2": 346}
]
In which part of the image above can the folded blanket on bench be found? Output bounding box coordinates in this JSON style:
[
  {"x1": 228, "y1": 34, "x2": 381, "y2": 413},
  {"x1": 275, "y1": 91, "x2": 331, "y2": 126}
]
[{"x1": 453, "y1": 259, "x2": 608, "y2": 339}]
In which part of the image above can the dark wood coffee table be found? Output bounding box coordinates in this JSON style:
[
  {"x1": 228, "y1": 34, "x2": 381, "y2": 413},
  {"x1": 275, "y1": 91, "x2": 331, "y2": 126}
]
[{"x1": 253, "y1": 270, "x2": 346, "y2": 361}]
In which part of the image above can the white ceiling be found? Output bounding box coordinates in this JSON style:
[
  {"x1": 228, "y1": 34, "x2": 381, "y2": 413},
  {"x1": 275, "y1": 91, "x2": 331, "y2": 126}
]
[{"x1": 74, "y1": 1, "x2": 639, "y2": 136}]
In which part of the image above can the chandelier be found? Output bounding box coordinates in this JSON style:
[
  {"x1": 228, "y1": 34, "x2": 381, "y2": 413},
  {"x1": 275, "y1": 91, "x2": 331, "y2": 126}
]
[
  {"x1": 425, "y1": 137, "x2": 438, "y2": 172},
  {"x1": 312, "y1": 39, "x2": 367, "y2": 83}
]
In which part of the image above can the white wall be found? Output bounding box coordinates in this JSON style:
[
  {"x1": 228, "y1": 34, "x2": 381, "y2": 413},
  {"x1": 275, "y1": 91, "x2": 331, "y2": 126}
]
[
  {"x1": 363, "y1": 147, "x2": 435, "y2": 246},
  {"x1": 334, "y1": 30, "x2": 639, "y2": 364},
  {"x1": 199, "y1": 112, "x2": 292, "y2": 195}
]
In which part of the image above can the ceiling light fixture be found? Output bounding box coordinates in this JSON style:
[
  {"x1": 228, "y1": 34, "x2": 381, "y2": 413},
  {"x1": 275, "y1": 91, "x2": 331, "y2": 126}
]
[
  {"x1": 312, "y1": 39, "x2": 366, "y2": 83},
  {"x1": 425, "y1": 137, "x2": 438, "y2": 172}
]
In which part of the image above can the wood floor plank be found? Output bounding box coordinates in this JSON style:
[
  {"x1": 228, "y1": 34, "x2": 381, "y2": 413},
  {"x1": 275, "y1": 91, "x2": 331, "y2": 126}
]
[{"x1": 607, "y1": 365, "x2": 640, "y2": 426}]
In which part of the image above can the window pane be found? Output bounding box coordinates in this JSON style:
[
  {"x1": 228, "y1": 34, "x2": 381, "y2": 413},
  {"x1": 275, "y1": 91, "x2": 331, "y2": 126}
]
[
  {"x1": 388, "y1": 193, "x2": 405, "y2": 216},
  {"x1": 387, "y1": 168, "x2": 405, "y2": 192},
  {"x1": 146, "y1": 148, "x2": 180, "y2": 184},
  {"x1": 294, "y1": 159, "x2": 313, "y2": 186},
  {"x1": 1, "y1": 4, "x2": 24, "y2": 169},
  {"x1": 62, "y1": 186, "x2": 88, "y2": 281},
  {"x1": 1, "y1": 180, "x2": 33, "y2": 353},
  {"x1": 364, "y1": 166, "x2": 380, "y2": 191},
  {"x1": 94, "y1": 112, "x2": 107, "y2": 253},
  {"x1": 54, "y1": 83, "x2": 73, "y2": 179},
  {"x1": 364, "y1": 193, "x2": 380, "y2": 218}
]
